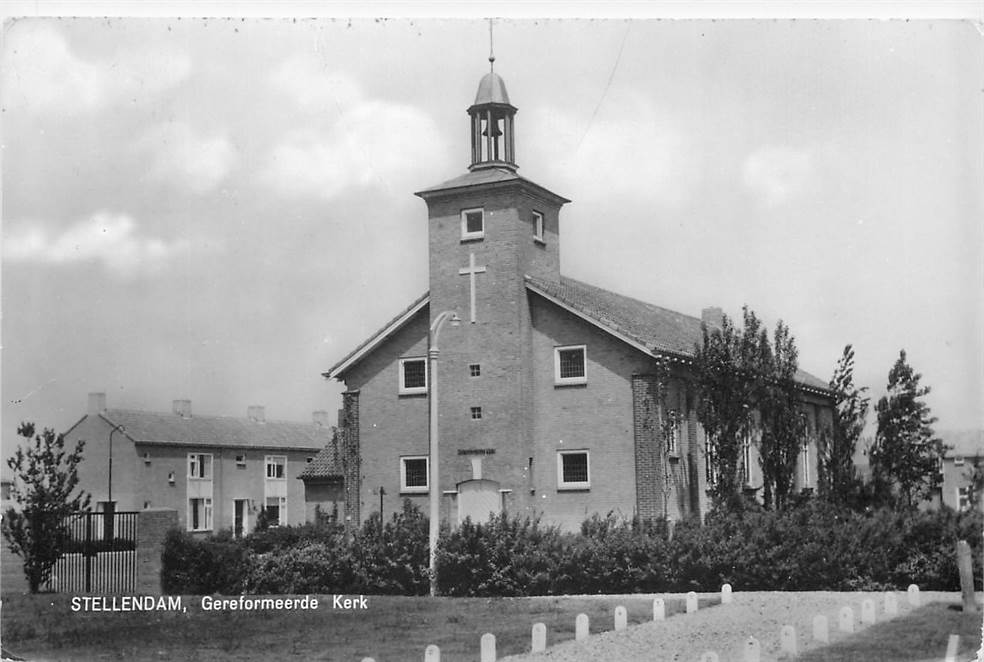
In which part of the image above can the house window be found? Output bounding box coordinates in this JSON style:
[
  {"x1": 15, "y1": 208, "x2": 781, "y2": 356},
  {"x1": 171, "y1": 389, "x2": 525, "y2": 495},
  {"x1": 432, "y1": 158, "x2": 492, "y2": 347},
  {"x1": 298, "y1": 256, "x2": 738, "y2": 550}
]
[
  {"x1": 470, "y1": 406, "x2": 483, "y2": 420},
  {"x1": 235, "y1": 454, "x2": 246, "y2": 467},
  {"x1": 741, "y1": 434, "x2": 752, "y2": 484},
  {"x1": 554, "y1": 345, "x2": 587, "y2": 385},
  {"x1": 399, "y1": 357, "x2": 427, "y2": 394},
  {"x1": 469, "y1": 363, "x2": 481, "y2": 377},
  {"x1": 557, "y1": 450, "x2": 590, "y2": 489},
  {"x1": 532, "y1": 210, "x2": 544, "y2": 243},
  {"x1": 954, "y1": 455, "x2": 965, "y2": 467},
  {"x1": 461, "y1": 207, "x2": 485, "y2": 241},
  {"x1": 957, "y1": 486, "x2": 972, "y2": 512},
  {"x1": 265, "y1": 456, "x2": 286, "y2": 479},
  {"x1": 801, "y1": 440, "x2": 811, "y2": 487},
  {"x1": 188, "y1": 453, "x2": 212, "y2": 480},
  {"x1": 400, "y1": 456, "x2": 429, "y2": 493},
  {"x1": 188, "y1": 497, "x2": 212, "y2": 531},
  {"x1": 143, "y1": 452, "x2": 151, "y2": 465},
  {"x1": 667, "y1": 419, "x2": 681, "y2": 457},
  {"x1": 265, "y1": 496, "x2": 286, "y2": 526}
]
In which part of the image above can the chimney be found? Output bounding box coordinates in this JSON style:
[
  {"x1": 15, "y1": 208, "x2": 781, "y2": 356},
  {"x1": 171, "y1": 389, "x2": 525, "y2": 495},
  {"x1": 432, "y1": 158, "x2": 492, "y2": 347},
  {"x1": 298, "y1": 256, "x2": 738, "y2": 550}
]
[
  {"x1": 172, "y1": 399, "x2": 192, "y2": 418},
  {"x1": 701, "y1": 306, "x2": 724, "y2": 331},
  {"x1": 88, "y1": 392, "x2": 107, "y2": 415},
  {"x1": 247, "y1": 405, "x2": 265, "y2": 423},
  {"x1": 312, "y1": 410, "x2": 330, "y2": 427}
]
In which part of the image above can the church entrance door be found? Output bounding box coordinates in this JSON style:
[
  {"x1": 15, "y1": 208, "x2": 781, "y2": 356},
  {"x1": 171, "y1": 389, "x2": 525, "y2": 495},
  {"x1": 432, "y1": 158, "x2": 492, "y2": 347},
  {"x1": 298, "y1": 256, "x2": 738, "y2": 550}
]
[{"x1": 457, "y1": 479, "x2": 501, "y2": 525}]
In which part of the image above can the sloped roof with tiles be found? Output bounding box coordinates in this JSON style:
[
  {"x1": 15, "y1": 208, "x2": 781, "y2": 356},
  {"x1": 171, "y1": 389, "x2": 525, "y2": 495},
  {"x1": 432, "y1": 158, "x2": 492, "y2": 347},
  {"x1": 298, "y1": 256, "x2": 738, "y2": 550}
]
[
  {"x1": 414, "y1": 167, "x2": 570, "y2": 203},
  {"x1": 96, "y1": 409, "x2": 331, "y2": 452},
  {"x1": 298, "y1": 442, "x2": 344, "y2": 481}
]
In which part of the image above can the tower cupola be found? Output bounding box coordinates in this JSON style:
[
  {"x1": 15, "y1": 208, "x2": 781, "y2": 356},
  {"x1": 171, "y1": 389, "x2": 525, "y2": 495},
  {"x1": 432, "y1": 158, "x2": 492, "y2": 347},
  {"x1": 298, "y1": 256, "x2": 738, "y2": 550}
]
[{"x1": 467, "y1": 52, "x2": 517, "y2": 171}]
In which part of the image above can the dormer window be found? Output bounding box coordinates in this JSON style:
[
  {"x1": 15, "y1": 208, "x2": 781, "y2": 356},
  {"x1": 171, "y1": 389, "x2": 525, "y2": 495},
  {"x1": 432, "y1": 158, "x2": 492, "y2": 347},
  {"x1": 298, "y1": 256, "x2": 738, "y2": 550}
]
[{"x1": 461, "y1": 208, "x2": 485, "y2": 241}]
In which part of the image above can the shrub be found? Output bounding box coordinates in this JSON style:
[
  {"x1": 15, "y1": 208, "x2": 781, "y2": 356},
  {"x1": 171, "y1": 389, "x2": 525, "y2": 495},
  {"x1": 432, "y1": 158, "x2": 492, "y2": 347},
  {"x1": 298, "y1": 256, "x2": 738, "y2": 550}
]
[
  {"x1": 245, "y1": 541, "x2": 360, "y2": 594},
  {"x1": 353, "y1": 501, "x2": 430, "y2": 595},
  {"x1": 160, "y1": 529, "x2": 250, "y2": 594}
]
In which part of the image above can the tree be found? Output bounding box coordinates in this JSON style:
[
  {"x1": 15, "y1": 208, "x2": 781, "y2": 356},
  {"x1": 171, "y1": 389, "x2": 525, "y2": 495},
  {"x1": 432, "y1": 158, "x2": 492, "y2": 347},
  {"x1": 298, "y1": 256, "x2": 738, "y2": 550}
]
[
  {"x1": 869, "y1": 350, "x2": 946, "y2": 508},
  {"x1": 818, "y1": 344, "x2": 869, "y2": 506},
  {"x1": 2, "y1": 422, "x2": 91, "y2": 592},
  {"x1": 755, "y1": 320, "x2": 807, "y2": 511}
]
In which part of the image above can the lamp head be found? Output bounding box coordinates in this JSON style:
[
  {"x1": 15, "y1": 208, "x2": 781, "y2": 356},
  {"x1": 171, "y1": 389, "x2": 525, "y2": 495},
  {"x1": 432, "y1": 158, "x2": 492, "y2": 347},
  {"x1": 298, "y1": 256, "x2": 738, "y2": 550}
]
[{"x1": 449, "y1": 313, "x2": 461, "y2": 327}]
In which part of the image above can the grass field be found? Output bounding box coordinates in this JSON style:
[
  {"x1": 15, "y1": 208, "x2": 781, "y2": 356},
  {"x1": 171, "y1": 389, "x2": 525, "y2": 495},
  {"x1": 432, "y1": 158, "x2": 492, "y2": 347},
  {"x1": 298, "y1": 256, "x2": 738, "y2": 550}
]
[{"x1": 0, "y1": 592, "x2": 716, "y2": 661}]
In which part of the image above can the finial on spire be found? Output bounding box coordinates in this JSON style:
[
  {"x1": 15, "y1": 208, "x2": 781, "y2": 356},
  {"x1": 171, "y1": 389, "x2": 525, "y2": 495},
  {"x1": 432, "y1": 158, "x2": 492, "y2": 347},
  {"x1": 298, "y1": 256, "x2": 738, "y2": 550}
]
[{"x1": 488, "y1": 18, "x2": 495, "y2": 71}]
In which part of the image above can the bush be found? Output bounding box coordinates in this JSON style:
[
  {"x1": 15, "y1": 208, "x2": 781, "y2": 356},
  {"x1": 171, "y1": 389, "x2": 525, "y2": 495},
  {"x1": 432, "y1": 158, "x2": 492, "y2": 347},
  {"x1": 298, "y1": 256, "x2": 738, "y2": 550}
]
[
  {"x1": 352, "y1": 501, "x2": 430, "y2": 595},
  {"x1": 160, "y1": 529, "x2": 250, "y2": 595},
  {"x1": 245, "y1": 541, "x2": 360, "y2": 594}
]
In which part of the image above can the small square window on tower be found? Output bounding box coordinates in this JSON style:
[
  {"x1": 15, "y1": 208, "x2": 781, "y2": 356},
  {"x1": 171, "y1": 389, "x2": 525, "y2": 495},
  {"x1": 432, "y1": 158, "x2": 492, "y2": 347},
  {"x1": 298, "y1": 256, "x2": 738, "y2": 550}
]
[
  {"x1": 532, "y1": 210, "x2": 544, "y2": 243},
  {"x1": 399, "y1": 357, "x2": 428, "y2": 394},
  {"x1": 470, "y1": 406, "x2": 483, "y2": 420},
  {"x1": 400, "y1": 456, "x2": 429, "y2": 493},
  {"x1": 461, "y1": 207, "x2": 485, "y2": 241},
  {"x1": 469, "y1": 363, "x2": 481, "y2": 377},
  {"x1": 554, "y1": 345, "x2": 587, "y2": 385}
]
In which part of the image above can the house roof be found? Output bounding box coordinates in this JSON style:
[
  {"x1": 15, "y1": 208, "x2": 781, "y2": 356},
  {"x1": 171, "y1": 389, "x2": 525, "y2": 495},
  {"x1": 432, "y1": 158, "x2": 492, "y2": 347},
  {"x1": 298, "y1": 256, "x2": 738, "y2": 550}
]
[
  {"x1": 414, "y1": 167, "x2": 570, "y2": 204},
  {"x1": 940, "y1": 430, "x2": 984, "y2": 458},
  {"x1": 326, "y1": 273, "x2": 830, "y2": 394},
  {"x1": 298, "y1": 442, "x2": 344, "y2": 481},
  {"x1": 99, "y1": 409, "x2": 331, "y2": 452},
  {"x1": 526, "y1": 275, "x2": 830, "y2": 392}
]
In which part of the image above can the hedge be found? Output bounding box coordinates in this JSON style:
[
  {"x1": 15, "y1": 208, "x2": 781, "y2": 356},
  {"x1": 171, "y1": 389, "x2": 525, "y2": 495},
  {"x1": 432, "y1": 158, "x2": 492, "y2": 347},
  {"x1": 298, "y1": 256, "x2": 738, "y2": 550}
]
[{"x1": 161, "y1": 499, "x2": 983, "y2": 596}]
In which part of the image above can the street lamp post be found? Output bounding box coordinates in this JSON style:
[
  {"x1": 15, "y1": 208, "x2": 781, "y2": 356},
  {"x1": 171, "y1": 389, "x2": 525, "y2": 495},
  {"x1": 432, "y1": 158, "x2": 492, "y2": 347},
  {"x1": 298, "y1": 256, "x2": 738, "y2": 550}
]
[
  {"x1": 428, "y1": 310, "x2": 460, "y2": 597},
  {"x1": 107, "y1": 423, "x2": 125, "y2": 541}
]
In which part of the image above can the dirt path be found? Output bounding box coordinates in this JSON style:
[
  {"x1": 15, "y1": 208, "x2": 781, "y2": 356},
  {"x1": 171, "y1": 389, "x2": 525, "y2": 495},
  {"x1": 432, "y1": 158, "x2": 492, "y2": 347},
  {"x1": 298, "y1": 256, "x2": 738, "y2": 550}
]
[{"x1": 500, "y1": 591, "x2": 967, "y2": 662}]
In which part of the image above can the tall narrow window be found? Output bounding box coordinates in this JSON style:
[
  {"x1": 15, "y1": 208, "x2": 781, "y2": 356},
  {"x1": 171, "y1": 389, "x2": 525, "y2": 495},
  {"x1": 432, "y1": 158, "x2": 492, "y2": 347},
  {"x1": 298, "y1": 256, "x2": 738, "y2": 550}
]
[
  {"x1": 554, "y1": 345, "x2": 587, "y2": 385},
  {"x1": 264, "y1": 496, "x2": 286, "y2": 526},
  {"x1": 557, "y1": 450, "x2": 590, "y2": 490},
  {"x1": 532, "y1": 211, "x2": 544, "y2": 243},
  {"x1": 399, "y1": 357, "x2": 427, "y2": 394},
  {"x1": 188, "y1": 497, "x2": 213, "y2": 531},
  {"x1": 461, "y1": 208, "x2": 485, "y2": 241},
  {"x1": 265, "y1": 455, "x2": 286, "y2": 479},
  {"x1": 801, "y1": 440, "x2": 811, "y2": 487}
]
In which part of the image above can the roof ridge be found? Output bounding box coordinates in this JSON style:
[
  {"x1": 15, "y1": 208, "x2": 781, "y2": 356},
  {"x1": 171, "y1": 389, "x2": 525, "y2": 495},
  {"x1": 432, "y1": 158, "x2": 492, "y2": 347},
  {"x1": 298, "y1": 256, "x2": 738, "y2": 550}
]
[{"x1": 105, "y1": 408, "x2": 330, "y2": 428}]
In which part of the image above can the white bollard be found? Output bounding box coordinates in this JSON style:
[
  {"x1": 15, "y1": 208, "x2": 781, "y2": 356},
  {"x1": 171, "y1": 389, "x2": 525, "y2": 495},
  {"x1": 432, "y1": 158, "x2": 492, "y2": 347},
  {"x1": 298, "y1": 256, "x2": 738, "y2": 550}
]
[
  {"x1": 812, "y1": 614, "x2": 829, "y2": 643},
  {"x1": 860, "y1": 599, "x2": 876, "y2": 626},
  {"x1": 907, "y1": 584, "x2": 920, "y2": 607},
  {"x1": 575, "y1": 613, "x2": 589, "y2": 641},
  {"x1": 480, "y1": 633, "x2": 496, "y2": 662},
  {"x1": 653, "y1": 597, "x2": 666, "y2": 621},
  {"x1": 699, "y1": 652, "x2": 720, "y2": 662},
  {"x1": 884, "y1": 591, "x2": 898, "y2": 617},
  {"x1": 742, "y1": 636, "x2": 761, "y2": 662},
  {"x1": 614, "y1": 605, "x2": 627, "y2": 632},
  {"x1": 780, "y1": 625, "x2": 797, "y2": 656},
  {"x1": 531, "y1": 622, "x2": 546, "y2": 653},
  {"x1": 944, "y1": 634, "x2": 960, "y2": 662},
  {"x1": 721, "y1": 583, "x2": 733, "y2": 604},
  {"x1": 425, "y1": 644, "x2": 440, "y2": 662},
  {"x1": 687, "y1": 591, "x2": 699, "y2": 614},
  {"x1": 838, "y1": 606, "x2": 854, "y2": 633}
]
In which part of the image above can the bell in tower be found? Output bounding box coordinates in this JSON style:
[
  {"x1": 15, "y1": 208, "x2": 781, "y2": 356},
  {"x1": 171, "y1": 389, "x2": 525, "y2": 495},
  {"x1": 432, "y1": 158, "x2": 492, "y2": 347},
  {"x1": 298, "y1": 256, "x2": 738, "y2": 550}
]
[{"x1": 467, "y1": 53, "x2": 517, "y2": 171}]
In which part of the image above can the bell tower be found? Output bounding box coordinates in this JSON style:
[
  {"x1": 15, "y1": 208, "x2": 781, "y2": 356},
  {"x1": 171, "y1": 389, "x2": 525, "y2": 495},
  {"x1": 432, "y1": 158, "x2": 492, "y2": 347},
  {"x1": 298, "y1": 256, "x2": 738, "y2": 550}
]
[{"x1": 467, "y1": 55, "x2": 517, "y2": 171}]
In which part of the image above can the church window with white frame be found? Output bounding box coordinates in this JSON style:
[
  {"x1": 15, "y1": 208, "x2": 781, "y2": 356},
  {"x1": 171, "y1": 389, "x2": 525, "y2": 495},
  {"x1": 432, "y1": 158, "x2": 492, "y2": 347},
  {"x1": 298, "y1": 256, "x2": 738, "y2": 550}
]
[
  {"x1": 532, "y1": 210, "x2": 544, "y2": 243},
  {"x1": 557, "y1": 450, "x2": 590, "y2": 490},
  {"x1": 401, "y1": 456, "x2": 429, "y2": 493},
  {"x1": 554, "y1": 345, "x2": 587, "y2": 385},
  {"x1": 801, "y1": 439, "x2": 811, "y2": 487},
  {"x1": 461, "y1": 207, "x2": 485, "y2": 241},
  {"x1": 399, "y1": 357, "x2": 427, "y2": 394}
]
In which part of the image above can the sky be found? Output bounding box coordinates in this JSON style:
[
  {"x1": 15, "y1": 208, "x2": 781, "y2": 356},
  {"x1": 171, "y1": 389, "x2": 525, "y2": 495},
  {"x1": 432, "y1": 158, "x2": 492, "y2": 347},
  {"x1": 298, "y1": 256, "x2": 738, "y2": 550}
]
[{"x1": 2, "y1": 11, "x2": 982, "y2": 463}]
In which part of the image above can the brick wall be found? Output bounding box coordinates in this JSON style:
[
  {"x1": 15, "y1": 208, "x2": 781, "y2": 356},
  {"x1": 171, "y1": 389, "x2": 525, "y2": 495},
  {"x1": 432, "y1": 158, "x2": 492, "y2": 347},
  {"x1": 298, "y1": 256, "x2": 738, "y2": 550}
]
[{"x1": 136, "y1": 508, "x2": 177, "y2": 594}]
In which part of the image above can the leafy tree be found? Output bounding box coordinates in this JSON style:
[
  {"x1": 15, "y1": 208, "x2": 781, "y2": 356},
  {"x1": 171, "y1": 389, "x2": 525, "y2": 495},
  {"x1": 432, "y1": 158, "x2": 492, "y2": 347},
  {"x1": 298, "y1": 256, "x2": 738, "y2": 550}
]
[
  {"x1": 869, "y1": 350, "x2": 946, "y2": 508},
  {"x1": 694, "y1": 308, "x2": 760, "y2": 509},
  {"x1": 819, "y1": 344, "x2": 869, "y2": 506},
  {"x1": 756, "y1": 320, "x2": 807, "y2": 511},
  {"x1": 3, "y1": 422, "x2": 91, "y2": 592}
]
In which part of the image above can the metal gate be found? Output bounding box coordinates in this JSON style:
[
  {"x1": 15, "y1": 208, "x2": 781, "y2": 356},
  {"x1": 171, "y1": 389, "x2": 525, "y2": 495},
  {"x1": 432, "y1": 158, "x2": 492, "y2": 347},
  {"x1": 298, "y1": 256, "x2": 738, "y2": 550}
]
[{"x1": 46, "y1": 511, "x2": 138, "y2": 593}]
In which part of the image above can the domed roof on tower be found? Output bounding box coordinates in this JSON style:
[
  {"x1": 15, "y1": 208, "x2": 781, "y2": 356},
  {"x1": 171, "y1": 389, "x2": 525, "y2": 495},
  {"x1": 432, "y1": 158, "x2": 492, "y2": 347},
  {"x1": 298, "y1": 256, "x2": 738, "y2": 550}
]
[{"x1": 473, "y1": 71, "x2": 512, "y2": 107}]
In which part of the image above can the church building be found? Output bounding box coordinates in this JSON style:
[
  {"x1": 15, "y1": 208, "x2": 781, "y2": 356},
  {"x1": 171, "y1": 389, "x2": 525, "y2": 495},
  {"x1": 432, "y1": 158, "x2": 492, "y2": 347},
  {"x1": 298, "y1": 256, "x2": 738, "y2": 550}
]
[{"x1": 303, "y1": 61, "x2": 834, "y2": 531}]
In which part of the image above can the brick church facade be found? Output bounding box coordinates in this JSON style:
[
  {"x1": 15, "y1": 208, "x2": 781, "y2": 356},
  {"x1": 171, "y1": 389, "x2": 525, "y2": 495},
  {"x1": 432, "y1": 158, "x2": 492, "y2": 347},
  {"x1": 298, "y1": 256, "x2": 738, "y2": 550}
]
[{"x1": 305, "y1": 65, "x2": 834, "y2": 531}]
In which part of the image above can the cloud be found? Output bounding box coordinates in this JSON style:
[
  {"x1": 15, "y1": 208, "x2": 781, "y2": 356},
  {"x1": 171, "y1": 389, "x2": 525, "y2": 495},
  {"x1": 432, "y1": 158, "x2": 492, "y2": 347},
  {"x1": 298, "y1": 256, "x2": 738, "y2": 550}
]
[
  {"x1": 260, "y1": 69, "x2": 448, "y2": 200},
  {"x1": 524, "y1": 90, "x2": 701, "y2": 209},
  {"x1": 741, "y1": 146, "x2": 815, "y2": 208},
  {"x1": 137, "y1": 122, "x2": 236, "y2": 193},
  {"x1": 1, "y1": 22, "x2": 191, "y2": 115},
  {"x1": 269, "y1": 55, "x2": 362, "y2": 115},
  {"x1": 3, "y1": 212, "x2": 209, "y2": 276}
]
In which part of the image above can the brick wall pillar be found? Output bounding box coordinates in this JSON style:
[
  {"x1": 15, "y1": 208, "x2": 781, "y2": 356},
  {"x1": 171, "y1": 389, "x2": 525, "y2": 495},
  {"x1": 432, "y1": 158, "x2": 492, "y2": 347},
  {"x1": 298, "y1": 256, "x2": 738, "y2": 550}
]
[
  {"x1": 341, "y1": 390, "x2": 361, "y2": 530},
  {"x1": 136, "y1": 508, "x2": 178, "y2": 594},
  {"x1": 632, "y1": 374, "x2": 662, "y2": 521}
]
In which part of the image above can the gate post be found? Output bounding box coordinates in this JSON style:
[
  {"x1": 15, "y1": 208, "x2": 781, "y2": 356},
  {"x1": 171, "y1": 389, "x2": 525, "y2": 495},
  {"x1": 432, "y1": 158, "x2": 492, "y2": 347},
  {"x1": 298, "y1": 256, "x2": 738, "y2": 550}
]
[
  {"x1": 136, "y1": 509, "x2": 179, "y2": 594},
  {"x1": 84, "y1": 512, "x2": 93, "y2": 592}
]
